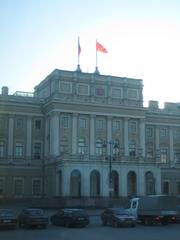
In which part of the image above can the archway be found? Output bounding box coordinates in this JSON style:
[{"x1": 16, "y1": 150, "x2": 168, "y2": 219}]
[
  {"x1": 127, "y1": 171, "x2": 137, "y2": 197},
  {"x1": 70, "y1": 170, "x2": 81, "y2": 197},
  {"x1": 90, "y1": 170, "x2": 100, "y2": 197},
  {"x1": 145, "y1": 171, "x2": 155, "y2": 195}
]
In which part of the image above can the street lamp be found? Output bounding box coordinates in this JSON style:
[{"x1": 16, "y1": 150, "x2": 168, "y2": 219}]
[{"x1": 102, "y1": 140, "x2": 119, "y2": 202}]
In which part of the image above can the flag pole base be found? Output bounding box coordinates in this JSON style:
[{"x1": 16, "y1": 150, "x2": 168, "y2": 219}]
[
  {"x1": 94, "y1": 66, "x2": 100, "y2": 74},
  {"x1": 76, "y1": 65, "x2": 82, "y2": 72}
]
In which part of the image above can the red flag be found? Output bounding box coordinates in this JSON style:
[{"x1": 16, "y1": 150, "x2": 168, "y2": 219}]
[
  {"x1": 96, "y1": 41, "x2": 108, "y2": 53},
  {"x1": 78, "y1": 37, "x2": 81, "y2": 55}
]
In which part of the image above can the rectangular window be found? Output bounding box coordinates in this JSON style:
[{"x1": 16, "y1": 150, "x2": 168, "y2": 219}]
[
  {"x1": 79, "y1": 118, "x2": 87, "y2": 128},
  {"x1": 95, "y1": 87, "x2": 105, "y2": 97},
  {"x1": 113, "y1": 120, "x2": 121, "y2": 130},
  {"x1": 174, "y1": 128, "x2": 180, "y2": 138},
  {"x1": 0, "y1": 178, "x2": 5, "y2": 195},
  {"x1": 33, "y1": 142, "x2": 41, "y2": 159},
  {"x1": 162, "y1": 181, "x2": 169, "y2": 194},
  {"x1": 77, "y1": 84, "x2": 89, "y2": 95},
  {"x1": 32, "y1": 179, "x2": 41, "y2": 196},
  {"x1": 14, "y1": 178, "x2": 24, "y2": 196},
  {"x1": 174, "y1": 150, "x2": 180, "y2": 163},
  {"x1": 146, "y1": 127, "x2": 153, "y2": 137},
  {"x1": 147, "y1": 148, "x2": 153, "y2": 158},
  {"x1": 0, "y1": 141, "x2": 5, "y2": 158},
  {"x1": 176, "y1": 182, "x2": 180, "y2": 195},
  {"x1": 129, "y1": 121, "x2": 137, "y2": 133},
  {"x1": 59, "y1": 82, "x2": 72, "y2": 93},
  {"x1": 111, "y1": 88, "x2": 122, "y2": 98},
  {"x1": 160, "y1": 149, "x2": 168, "y2": 163},
  {"x1": 129, "y1": 141, "x2": 136, "y2": 157},
  {"x1": 60, "y1": 137, "x2": 69, "y2": 154},
  {"x1": 160, "y1": 127, "x2": 167, "y2": 137},
  {"x1": 15, "y1": 142, "x2": 24, "y2": 158},
  {"x1": 96, "y1": 119, "x2": 104, "y2": 129},
  {"x1": 177, "y1": 182, "x2": 180, "y2": 195},
  {"x1": 0, "y1": 118, "x2": 5, "y2": 129},
  {"x1": 35, "y1": 119, "x2": 41, "y2": 130},
  {"x1": 127, "y1": 89, "x2": 138, "y2": 99},
  {"x1": 61, "y1": 116, "x2": 69, "y2": 128},
  {"x1": 16, "y1": 118, "x2": 24, "y2": 129}
]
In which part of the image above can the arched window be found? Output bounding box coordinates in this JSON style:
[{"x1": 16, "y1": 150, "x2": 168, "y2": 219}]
[
  {"x1": 90, "y1": 170, "x2": 100, "y2": 197},
  {"x1": 145, "y1": 171, "x2": 155, "y2": 195},
  {"x1": 70, "y1": 170, "x2": 81, "y2": 197},
  {"x1": 111, "y1": 170, "x2": 119, "y2": 197},
  {"x1": 127, "y1": 171, "x2": 137, "y2": 197}
]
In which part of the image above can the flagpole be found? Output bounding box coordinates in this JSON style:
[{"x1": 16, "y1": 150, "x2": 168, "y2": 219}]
[
  {"x1": 95, "y1": 39, "x2": 99, "y2": 74},
  {"x1": 96, "y1": 39, "x2": 97, "y2": 67},
  {"x1": 76, "y1": 36, "x2": 81, "y2": 72},
  {"x1": 78, "y1": 36, "x2": 80, "y2": 66}
]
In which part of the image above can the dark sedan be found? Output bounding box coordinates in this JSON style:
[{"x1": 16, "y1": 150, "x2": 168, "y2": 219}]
[
  {"x1": 101, "y1": 208, "x2": 136, "y2": 227},
  {"x1": 50, "y1": 208, "x2": 90, "y2": 227},
  {"x1": 18, "y1": 208, "x2": 48, "y2": 228},
  {"x1": 0, "y1": 208, "x2": 18, "y2": 229}
]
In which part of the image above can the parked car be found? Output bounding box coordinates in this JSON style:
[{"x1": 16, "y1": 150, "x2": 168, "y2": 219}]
[
  {"x1": 176, "y1": 205, "x2": 180, "y2": 223},
  {"x1": 50, "y1": 208, "x2": 90, "y2": 227},
  {"x1": 0, "y1": 208, "x2": 18, "y2": 229},
  {"x1": 101, "y1": 208, "x2": 136, "y2": 227},
  {"x1": 18, "y1": 208, "x2": 48, "y2": 228}
]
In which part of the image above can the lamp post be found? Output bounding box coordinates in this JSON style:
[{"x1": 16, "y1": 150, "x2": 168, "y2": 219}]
[{"x1": 103, "y1": 140, "x2": 119, "y2": 201}]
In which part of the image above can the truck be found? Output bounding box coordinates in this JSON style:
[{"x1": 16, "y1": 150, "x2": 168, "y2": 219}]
[{"x1": 128, "y1": 195, "x2": 178, "y2": 225}]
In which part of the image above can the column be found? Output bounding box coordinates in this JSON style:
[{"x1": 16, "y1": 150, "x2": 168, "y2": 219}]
[
  {"x1": 72, "y1": 113, "x2": 78, "y2": 155},
  {"x1": 90, "y1": 114, "x2": 95, "y2": 156},
  {"x1": 124, "y1": 118, "x2": 129, "y2": 156},
  {"x1": 155, "y1": 125, "x2": 160, "y2": 162},
  {"x1": 83, "y1": 169, "x2": 90, "y2": 197},
  {"x1": 137, "y1": 168, "x2": 145, "y2": 196},
  {"x1": 49, "y1": 112, "x2": 60, "y2": 157},
  {"x1": 139, "y1": 119, "x2": 145, "y2": 157},
  {"x1": 155, "y1": 169, "x2": 161, "y2": 194},
  {"x1": 155, "y1": 125, "x2": 160, "y2": 148},
  {"x1": 119, "y1": 168, "x2": 127, "y2": 196},
  {"x1": 55, "y1": 171, "x2": 60, "y2": 196},
  {"x1": 44, "y1": 116, "x2": 49, "y2": 158},
  {"x1": 107, "y1": 116, "x2": 112, "y2": 155},
  {"x1": 101, "y1": 169, "x2": 109, "y2": 197},
  {"x1": 62, "y1": 168, "x2": 70, "y2": 196},
  {"x1": 8, "y1": 115, "x2": 14, "y2": 159},
  {"x1": 26, "y1": 116, "x2": 32, "y2": 160},
  {"x1": 169, "y1": 126, "x2": 174, "y2": 166}
]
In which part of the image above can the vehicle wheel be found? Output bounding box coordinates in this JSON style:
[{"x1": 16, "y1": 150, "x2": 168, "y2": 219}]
[
  {"x1": 19, "y1": 222, "x2": 24, "y2": 228},
  {"x1": 113, "y1": 221, "x2": 119, "y2": 228},
  {"x1": 145, "y1": 218, "x2": 153, "y2": 226},
  {"x1": 65, "y1": 222, "x2": 70, "y2": 228},
  {"x1": 161, "y1": 219, "x2": 168, "y2": 226},
  {"x1": 42, "y1": 224, "x2": 47, "y2": 229},
  {"x1": 102, "y1": 220, "x2": 107, "y2": 226}
]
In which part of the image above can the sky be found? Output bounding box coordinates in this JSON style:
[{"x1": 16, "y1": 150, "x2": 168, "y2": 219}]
[{"x1": 0, "y1": 0, "x2": 180, "y2": 107}]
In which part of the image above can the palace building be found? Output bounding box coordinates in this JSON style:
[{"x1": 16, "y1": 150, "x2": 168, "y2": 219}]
[{"x1": 0, "y1": 69, "x2": 180, "y2": 203}]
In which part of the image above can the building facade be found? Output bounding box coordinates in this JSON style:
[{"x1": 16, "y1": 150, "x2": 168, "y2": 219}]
[{"x1": 0, "y1": 69, "x2": 180, "y2": 201}]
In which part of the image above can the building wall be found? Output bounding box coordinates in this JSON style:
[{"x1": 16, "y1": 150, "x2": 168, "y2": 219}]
[{"x1": 0, "y1": 69, "x2": 180, "y2": 199}]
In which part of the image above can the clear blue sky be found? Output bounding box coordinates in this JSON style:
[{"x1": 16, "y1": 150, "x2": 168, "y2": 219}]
[{"x1": 1, "y1": 0, "x2": 180, "y2": 107}]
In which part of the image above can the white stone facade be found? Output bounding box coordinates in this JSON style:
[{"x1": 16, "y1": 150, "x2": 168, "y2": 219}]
[{"x1": 0, "y1": 69, "x2": 180, "y2": 199}]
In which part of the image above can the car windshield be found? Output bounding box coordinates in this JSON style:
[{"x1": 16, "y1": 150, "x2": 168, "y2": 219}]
[
  {"x1": 66, "y1": 209, "x2": 87, "y2": 216},
  {"x1": 0, "y1": 209, "x2": 14, "y2": 216},
  {"x1": 112, "y1": 209, "x2": 130, "y2": 215},
  {"x1": 27, "y1": 209, "x2": 44, "y2": 216}
]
